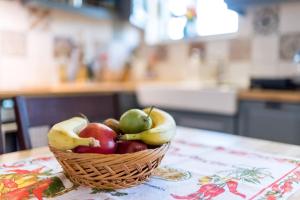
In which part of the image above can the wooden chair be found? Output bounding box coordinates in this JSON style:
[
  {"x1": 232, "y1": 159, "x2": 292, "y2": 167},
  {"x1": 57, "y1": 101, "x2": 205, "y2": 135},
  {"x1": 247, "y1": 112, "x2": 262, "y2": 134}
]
[
  {"x1": 0, "y1": 101, "x2": 3, "y2": 154},
  {"x1": 13, "y1": 93, "x2": 120, "y2": 150}
]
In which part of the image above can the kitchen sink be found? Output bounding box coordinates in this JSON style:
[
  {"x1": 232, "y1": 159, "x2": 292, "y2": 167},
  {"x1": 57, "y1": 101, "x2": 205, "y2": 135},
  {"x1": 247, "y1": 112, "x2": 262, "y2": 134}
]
[{"x1": 137, "y1": 83, "x2": 238, "y2": 115}]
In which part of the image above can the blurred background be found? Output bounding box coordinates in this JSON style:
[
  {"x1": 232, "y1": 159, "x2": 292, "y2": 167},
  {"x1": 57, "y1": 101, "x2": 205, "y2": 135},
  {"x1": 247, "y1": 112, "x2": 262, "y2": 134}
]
[
  {"x1": 2, "y1": 0, "x2": 298, "y2": 87},
  {"x1": 2, "y1": 0, "x2": 300, "y2": 152}
]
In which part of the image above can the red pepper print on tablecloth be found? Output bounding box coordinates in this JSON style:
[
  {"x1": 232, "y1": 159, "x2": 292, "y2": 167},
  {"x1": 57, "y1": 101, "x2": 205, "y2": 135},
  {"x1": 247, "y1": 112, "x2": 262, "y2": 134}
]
[
  {"x1": 1, "y1": 187, "x2": 31, "y2": 200},
  {"x1": 226, "y1": 180, "x2": 246, "y2": 198},
  {"x1": 0, "y1": 166, "x2": 48, "y2": 199},
  {"x1": 1, "y1": 163, "x2": 26, "y2": 168},
  {"x1": 0, "y1": 178, "x2": 52, "y2": 200},
  {"x1": 32, "y1": 179, "x2": 52, "y2": 200},
  {"x1": 171, "y1": 167, "x2": 272, "y2": 200},
  {"x1": 6, "y1": 166, "x2": 45, "y2": 175},
  {"x1": 171, "y1": 184, "x2": 225, "y2": 200},
  {"x1": 0, "y1": 161, "x2": 69, "y2": 200},
  {"x1": 259, "y1": 170, "x2": 300, "y2": 200}
]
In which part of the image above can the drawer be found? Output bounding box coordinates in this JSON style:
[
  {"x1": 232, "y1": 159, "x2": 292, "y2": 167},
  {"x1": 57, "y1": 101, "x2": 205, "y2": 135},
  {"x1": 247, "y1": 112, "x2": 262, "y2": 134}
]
[
  {"x1": 239, "y1": 100, "x2": 300, "y2": 144},
  {"x1": 167, "y1": 110, "x2": 236, "y2": 134}
]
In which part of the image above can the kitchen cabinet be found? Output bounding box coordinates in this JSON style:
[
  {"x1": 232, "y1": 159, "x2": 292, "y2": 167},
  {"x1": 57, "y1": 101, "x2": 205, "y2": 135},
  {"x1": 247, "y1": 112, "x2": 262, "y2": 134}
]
[
  {"x1": 225, "y1": 0, "x2": 300, "y2": 13},
  {"x1": 25, "y1": 0, "x2": 114, "y2": 20},
  {"x1": 164, "y1": 109, "x2": 236, "y2": 134},
  {"x1": 116, "y1": 92, "x2": 138, "y2": 117},
  {"x1": 238, "y1": 100, "x2": 300, "y2": 145}
]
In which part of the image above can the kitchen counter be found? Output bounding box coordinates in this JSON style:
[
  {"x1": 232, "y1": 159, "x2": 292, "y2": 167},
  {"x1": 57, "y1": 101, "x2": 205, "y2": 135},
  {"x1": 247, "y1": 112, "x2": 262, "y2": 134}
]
[
  {"x1": 3, "y1": 83, "x2": 300, "y2": 104},
  {"x1": 0, "y1": 82, "x2": 135, "y2": 98},
  {"x1": 239, "y1": 89, "x2": 300, "y2": 103}
]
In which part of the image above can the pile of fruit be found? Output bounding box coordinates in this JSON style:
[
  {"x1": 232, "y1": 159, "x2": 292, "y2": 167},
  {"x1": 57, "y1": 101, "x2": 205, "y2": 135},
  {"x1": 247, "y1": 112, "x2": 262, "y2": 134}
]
[{"x1": 48, "y1": 107, "x2": 176, "y2": 154}]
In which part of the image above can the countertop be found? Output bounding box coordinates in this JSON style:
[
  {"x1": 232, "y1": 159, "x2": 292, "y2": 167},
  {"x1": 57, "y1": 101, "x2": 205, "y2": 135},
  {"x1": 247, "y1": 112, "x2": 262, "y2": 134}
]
[
  {"x1": 0, "y1": 82, "x2": 135, "y2": 98},
  {"x1": 2, "y1": 82, "x2": 300, "y2": 104},
  {"x1": 239, "y1": 89, "x2": 300, "y2": 103}
]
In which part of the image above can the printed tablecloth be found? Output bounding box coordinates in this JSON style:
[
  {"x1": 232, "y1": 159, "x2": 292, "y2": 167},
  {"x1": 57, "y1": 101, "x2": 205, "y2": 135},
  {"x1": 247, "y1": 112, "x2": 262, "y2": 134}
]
[{"x1": 1, "y1": 130, "x2": 300, "y2": 200}]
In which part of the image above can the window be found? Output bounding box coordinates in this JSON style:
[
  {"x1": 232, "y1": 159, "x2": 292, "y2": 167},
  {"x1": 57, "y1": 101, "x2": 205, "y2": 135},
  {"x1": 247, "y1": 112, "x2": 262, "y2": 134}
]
[
  {"x1": 196, "y1": 0, "x2": 238, "y2": 36},
  {"x1": 130, "y1": 0, "x2": 148, "y2": 29},
  {"x1": 131, "y1": 0, "x2": 239, "y2": 44}
]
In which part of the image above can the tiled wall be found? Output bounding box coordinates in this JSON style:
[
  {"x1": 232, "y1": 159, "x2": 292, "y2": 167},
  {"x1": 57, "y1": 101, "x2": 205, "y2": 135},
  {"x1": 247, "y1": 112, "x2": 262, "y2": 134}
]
[
  {"x1": 152, "y1": 2, "x2": 300, "y2": 87},
  {"x1": 2, "y1": 1, "x2": 300, "y2": 88},
  {"x1": 0, "y1": 1, "x2": 114, "y2": 89}
]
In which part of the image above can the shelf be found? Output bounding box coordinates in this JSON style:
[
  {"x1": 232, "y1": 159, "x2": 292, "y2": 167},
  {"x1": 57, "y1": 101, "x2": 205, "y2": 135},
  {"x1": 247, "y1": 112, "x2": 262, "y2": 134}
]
[
  {"x1": 225, "y1": 0, "x2": 300, "y2": 14},
  {"x1": 25, "y1": 0, "x2": 115, "y2": 20}
]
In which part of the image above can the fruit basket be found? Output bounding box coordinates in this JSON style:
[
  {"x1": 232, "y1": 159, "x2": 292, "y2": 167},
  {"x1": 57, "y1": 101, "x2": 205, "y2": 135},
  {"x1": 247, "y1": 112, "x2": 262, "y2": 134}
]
[
  {"x1": 50, "y1": 143, "x2": 170, "y2": 189},
  {"x1": 48, "y1": 107, "x2": 176, "y2": 189}
]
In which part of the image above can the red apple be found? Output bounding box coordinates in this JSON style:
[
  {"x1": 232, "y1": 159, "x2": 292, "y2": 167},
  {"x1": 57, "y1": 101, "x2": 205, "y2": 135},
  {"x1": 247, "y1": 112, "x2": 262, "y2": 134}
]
[
  {"x1": 117, "y1": 141, "x2": 147, "y2": 154},
  {"x1": 74, "y1": 123, "x2": 117, "y2": 154},
  {"x1": 79, "y1": 123, "x2": 117, "y2": 140}
]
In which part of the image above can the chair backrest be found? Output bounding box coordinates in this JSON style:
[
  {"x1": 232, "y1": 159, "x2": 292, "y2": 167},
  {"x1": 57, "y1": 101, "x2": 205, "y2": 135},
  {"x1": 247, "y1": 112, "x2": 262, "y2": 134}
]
[
  {"x1": 0, "y1": 102, "x2": 3, "y2": 154},
  {"x1": 14, "y1": 93, "x2": 119, "y2": 150}
]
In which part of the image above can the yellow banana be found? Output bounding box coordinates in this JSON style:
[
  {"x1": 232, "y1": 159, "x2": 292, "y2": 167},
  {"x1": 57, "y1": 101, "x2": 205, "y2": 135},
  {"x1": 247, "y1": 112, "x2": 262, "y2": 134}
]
[
  {"x1": 48, "y1": 117, "x2": 99, "y2": 150},
  {"x1": 120, "y1": 108, "x2": 176, "y2": 145}
]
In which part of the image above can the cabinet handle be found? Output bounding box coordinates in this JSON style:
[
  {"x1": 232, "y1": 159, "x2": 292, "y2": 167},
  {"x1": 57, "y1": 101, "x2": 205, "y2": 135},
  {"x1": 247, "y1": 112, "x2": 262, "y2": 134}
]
[{"x1": 265, "y1": 101, "x2": 282, "y2": 110}]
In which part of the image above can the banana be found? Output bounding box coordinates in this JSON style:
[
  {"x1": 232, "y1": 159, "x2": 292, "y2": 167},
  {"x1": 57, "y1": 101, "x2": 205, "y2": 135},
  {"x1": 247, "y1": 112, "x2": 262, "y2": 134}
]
[
  {"x1": 120, "y1": 108, "x2": 176, "y2": 145},
  {"x1": 48, "y1": 117, "x2": 99, "y2": 150}
]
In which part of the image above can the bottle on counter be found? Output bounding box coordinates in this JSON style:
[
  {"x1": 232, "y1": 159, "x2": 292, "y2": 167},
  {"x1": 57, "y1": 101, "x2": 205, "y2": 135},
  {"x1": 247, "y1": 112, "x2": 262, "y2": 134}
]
[
  {"x1": 186, "y1": 48, "x2": 202, "y2": 82},
  {"x1": 95, "y1": 53, "x2": 112, "y2": 82},
  {"x1": 67, "y1": 45, "x2": 88, "y2": 83},
  {"x1": 120, "y1": 61, "x2": 132, "y2": 82}
]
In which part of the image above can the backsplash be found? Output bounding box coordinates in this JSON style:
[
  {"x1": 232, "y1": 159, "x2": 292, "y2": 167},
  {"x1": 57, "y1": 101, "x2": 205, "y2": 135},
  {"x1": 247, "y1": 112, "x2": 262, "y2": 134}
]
[
  {"x1": 2, "y1": 1, "x2": 300, "y2": 89},
  {"x1": 142, "y1": 2, "x2": 300, "y2": 87},
  {"x1": 0, "y1": 1, "x2": 138, "y2": 89}
]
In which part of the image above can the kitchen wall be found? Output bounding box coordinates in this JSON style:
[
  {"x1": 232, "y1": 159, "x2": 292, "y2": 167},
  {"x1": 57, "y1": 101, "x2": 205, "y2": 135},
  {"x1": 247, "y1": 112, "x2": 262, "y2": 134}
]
[
  {"x1": 0, "y1": 1, "x2": 138, "y2": 89},
  {"x1": 2, "y1": 1, "x2": 300, "y2": 89},
  {"x1": 144, "y1": 2, "x2": 300, "y2": 87}
]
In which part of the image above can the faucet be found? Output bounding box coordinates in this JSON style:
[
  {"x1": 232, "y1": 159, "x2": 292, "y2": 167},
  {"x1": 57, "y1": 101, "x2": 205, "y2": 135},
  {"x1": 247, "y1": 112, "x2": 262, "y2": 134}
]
[
  {"x1": 294, "y1": 50, "x2": 300, "y2": 73},
  {"x1": 215, "y1": 59, "x2": 226, "y2": 86}
]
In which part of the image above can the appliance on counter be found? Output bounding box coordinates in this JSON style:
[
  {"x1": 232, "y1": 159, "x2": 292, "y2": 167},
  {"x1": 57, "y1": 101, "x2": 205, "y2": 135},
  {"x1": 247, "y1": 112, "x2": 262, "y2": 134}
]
[
  {"x1": 250, "y1": 78, "x2": 300, "y2": 90},
  {"x1": 251, "y1": 49, "x2": 300, "y2": 90},
  {"x1": 23, "y1": 0, "x2": 131, "y2": 20},
  {"x1": 225, "y1": 0, "x2": 300, "y2": 14}
]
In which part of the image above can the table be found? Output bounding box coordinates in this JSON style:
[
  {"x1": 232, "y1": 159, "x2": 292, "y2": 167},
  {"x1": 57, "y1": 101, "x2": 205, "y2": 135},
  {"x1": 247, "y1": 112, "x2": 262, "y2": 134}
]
[{"x1": 1, "y1": 127, "x2": 300, "y2": 199}]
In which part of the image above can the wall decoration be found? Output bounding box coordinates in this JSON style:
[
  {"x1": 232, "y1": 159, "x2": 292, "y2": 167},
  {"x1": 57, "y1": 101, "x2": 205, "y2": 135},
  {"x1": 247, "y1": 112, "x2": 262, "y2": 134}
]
[
  {"x1": 229, "y1": 38, "x2": 251, "y2": 61},
  {"x1": 280, "y1": 33, "x2": 300, "y2": 61},
  {"x1": 28, "y1": 7, "x2": 51, "y2": 30},
  {"x1": 253, "y1": 6, "x2": 279, "y2": 35}
]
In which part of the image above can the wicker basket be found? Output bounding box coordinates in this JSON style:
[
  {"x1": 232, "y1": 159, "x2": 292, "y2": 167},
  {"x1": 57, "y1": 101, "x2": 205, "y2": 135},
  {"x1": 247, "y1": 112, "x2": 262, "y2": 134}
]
[{"x1": 49, "y1": 143, "x2": 170, "y2": 189}]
